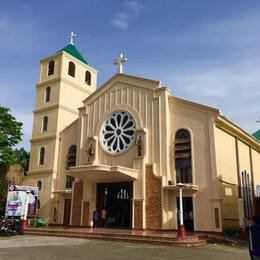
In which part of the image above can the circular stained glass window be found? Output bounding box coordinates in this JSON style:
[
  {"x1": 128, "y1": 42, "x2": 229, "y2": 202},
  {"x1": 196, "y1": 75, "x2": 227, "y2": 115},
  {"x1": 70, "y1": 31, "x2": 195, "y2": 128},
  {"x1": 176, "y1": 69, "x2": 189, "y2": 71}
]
[{"x1": 100, "y1": 111, "x2": 136, "y2": 154}]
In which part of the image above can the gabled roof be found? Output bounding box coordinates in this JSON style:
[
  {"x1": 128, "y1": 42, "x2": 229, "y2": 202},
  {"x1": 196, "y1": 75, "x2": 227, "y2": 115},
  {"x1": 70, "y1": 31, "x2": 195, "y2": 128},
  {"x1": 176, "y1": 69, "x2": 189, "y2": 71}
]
[
  {"x1": 58, "y1": 44, "x2": 88, "y2": 64},
  {"x1": 253, "y1": 129, "x2": 260, "y2": 141},
  {"x1": 82, "y1": 73, "x2": 161, "y2": 104}
]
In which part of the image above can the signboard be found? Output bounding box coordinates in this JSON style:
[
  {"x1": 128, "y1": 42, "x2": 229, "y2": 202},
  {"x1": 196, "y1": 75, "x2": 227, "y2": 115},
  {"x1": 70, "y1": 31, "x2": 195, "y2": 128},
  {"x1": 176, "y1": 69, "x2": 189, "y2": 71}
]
[{"x1": 5, "y1": 185, "x2": 38, "y2": 217}]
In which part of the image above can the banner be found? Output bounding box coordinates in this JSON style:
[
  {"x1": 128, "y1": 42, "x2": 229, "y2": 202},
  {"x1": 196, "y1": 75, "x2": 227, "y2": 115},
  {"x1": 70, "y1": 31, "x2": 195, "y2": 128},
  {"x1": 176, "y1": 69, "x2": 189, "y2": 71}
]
[{"x1": 5, "y1": 185, "x2": 38, "y2": 217}]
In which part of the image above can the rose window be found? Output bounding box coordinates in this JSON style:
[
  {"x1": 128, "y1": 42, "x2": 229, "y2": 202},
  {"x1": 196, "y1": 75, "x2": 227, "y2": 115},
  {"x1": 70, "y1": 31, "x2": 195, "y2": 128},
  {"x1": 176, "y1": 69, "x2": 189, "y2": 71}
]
[{"x1": 100, "y1": 111, "x2": 136, "y2": 154}]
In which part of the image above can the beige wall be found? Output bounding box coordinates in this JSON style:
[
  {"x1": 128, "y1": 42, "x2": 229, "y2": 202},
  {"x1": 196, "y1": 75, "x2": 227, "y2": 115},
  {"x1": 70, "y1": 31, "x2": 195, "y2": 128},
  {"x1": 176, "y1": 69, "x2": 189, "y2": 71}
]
[
  {"x1": 215, "y1": 123, "x2": 260, "y2": 229},
  {"x1": 215, "y1": 127, "x2": 239, "y2": 229},
  {"x1": 167, "y1": 97, "x2": 217, "y2": 231},
  {"x1": 56, "y1": 120, "x2": 79, "y2": 191},
  {"x1": 252, "y1": 149, "x2": 260, "y2": 196}
]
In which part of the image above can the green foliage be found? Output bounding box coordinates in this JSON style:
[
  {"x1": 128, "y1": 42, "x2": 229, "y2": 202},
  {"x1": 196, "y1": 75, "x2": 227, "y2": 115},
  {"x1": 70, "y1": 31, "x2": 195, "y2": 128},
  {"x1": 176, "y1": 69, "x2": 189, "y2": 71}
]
[
  {"x1": 0, "y1": 106, "x2": 24, "y2": 216},
  {"x1": 0, "y1": 106, "x2": 23, "y2": 168},
  {"x1": 12, "y1": 148, "x2": 30, "y2": 173}
]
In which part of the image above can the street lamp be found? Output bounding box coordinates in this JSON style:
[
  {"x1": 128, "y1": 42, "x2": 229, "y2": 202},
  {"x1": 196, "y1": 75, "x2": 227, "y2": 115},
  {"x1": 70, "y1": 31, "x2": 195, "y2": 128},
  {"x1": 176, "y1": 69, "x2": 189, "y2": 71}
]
[{"x1": 176, "y1": 183, "x2": 186, "y2": 237}]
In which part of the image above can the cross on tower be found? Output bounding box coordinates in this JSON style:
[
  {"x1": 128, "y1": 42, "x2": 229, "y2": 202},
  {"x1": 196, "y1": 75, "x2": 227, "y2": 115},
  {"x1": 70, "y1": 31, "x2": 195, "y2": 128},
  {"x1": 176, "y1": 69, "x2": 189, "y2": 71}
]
[
  {"x1": 113, "y1": 53, "x2": 127, "y2": 73},
  {"x1": 68, "y1": 32, "x2": 76, "y2": 45}
]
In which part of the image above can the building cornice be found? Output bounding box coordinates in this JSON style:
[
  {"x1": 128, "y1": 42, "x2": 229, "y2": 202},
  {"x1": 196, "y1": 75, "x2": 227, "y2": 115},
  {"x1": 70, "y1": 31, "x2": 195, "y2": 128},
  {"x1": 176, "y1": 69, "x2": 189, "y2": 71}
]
[
  {"x1": 30, "y1": 134, "x2": 57, "y2": 143},
  {"x1": 33, "y1": 103, "x2": 78, "y2": 115},
  {"x1": 216, "y1": 115, "x2": 260, "y2": 152},
  {"x1": 169, "y1": 96, "x2": 220, "y2": 114},
  {"x1": 36, "y1": 76, "x2": 94, "y2": 95},
  {"x1": 27, "y1": 169, "x2": 54, "y2": 175},
  {"x1": 83, "y1": 73, "x2": 161, "y2": 105}
]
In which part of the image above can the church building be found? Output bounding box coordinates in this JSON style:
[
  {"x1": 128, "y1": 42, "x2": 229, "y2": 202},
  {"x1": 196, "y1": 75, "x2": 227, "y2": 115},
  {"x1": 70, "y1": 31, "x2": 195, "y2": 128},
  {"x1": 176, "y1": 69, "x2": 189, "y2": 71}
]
[{"x1": 23, "y1": 36, "x2": 260, "y2": 232}]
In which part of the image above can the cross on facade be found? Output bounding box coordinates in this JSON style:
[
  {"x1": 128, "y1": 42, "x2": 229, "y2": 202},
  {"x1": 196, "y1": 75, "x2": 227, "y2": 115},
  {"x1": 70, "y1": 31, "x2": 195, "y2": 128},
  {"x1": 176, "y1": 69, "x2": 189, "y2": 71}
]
[
  {"x1": 68, "y1": 32, "x2": 76, "y2": 45},
  {"x1": 113, "y1": 53, "x2": 127, "y2": 73}
]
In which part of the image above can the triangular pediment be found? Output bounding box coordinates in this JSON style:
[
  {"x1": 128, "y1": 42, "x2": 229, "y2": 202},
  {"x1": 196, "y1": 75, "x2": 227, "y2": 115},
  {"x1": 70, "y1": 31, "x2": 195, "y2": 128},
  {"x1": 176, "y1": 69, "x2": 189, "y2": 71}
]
[{"x1": 83, "y1": 73, "x2": 161, "y2": 105}]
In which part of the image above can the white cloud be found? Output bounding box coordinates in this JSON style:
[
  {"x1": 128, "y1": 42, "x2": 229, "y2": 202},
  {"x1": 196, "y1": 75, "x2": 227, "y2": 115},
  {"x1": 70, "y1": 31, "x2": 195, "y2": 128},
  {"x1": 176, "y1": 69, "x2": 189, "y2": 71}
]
[
  {"x1": 126, "y1": 0, "x2": 142, "y2": 14},
  {"x1": 112, "y1": 0, "x2": 142, "y2": 29},
  {"x1": 112, "y1": 12, "x2": 129, "y2": 29}
]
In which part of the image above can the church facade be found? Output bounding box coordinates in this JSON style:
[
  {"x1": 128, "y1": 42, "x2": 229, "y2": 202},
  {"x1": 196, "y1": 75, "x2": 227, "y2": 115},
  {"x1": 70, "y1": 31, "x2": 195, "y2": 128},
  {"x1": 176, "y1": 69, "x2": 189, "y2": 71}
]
[{"x1": 23, "y1": 41, "x2": 260, "y2": 232}]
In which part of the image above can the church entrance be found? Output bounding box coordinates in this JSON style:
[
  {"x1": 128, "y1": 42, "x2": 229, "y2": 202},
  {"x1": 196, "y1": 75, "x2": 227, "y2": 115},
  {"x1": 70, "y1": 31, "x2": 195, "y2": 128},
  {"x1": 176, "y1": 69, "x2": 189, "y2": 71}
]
[
  {"x1": 96, "y1": 182, "x2": 133, "y2": 228},
  {"x1": 176, "y1": 197, "x2": 194, "y2": 232}
]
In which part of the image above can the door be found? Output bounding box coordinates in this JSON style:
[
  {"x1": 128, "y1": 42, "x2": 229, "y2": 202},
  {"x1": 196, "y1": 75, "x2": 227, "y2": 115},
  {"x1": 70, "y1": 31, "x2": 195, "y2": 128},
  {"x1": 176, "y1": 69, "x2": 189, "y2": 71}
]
[
  {"x1": 176, "y1": 196, "x2": 194, "y2": 232},
  {"x1": 96, "y1": 182, "x2": 133, "y2": 228},
  {"x1": 63, "y1": 199, "x2": 71, "y2": 226}
]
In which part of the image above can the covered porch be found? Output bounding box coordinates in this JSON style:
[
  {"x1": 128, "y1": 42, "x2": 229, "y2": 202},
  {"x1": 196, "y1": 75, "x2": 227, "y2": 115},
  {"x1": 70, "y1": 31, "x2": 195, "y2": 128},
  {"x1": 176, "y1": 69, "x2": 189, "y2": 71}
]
[{"x1": 67, "y1": 164, "x2": 139, "y2": 228}]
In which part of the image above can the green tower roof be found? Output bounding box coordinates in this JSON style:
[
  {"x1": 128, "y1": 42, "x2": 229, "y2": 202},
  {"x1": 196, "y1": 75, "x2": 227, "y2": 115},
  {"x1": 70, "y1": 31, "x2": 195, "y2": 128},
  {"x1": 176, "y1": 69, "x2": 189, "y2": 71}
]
[
  {"x1": 253, "y1": 129, "x2": 260, "y2": 141},
  {"x1": 58, "y1": 44, "x2": 88, "y2": 64}
]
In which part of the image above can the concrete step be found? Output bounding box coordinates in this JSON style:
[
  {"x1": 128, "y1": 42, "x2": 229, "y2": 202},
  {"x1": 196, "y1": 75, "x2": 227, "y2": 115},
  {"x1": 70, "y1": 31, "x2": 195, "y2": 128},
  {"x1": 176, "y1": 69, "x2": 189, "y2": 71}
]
[{"x1": 24, "y1": 228, "x2": 207, "y2": 247}]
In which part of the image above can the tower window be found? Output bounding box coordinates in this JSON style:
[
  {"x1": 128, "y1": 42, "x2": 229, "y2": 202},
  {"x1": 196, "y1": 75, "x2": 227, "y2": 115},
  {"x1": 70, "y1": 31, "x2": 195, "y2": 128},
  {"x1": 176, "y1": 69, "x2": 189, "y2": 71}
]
[
  {"x1": 37, "y1": 180, "x2": 42, "y2": 191},
  {"x1": 42, "y1": 116, "x2": 48, "y2": 132},
  {"x1": 45, "y1": 87, "x2": 51, "y2": 102},
  {"x1": 66, "y1": 145, "x2": 77, "y2": 169},
  {"x1": 85, "y1": 71, "x2": 91, "y2": 85},
  {"x1": 39, "y1": 147, "x2": 45, "y2": 165},
  {"x1": 68, "y1": 61, "x2": 75, "y2": 77},
  {"x1": 48, "y1": 60, "x2": 55, "y2": 76},
  {"x1": 174, "y1": 129, "x2": 192, "y2": 184}
]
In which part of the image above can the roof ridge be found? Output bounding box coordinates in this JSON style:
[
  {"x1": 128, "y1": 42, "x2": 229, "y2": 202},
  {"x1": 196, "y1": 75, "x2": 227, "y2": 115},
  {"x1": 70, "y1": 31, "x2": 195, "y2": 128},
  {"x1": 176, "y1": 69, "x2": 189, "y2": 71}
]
[{"x1": 58, "y1": 44, "x2": 88, "y2": 64}]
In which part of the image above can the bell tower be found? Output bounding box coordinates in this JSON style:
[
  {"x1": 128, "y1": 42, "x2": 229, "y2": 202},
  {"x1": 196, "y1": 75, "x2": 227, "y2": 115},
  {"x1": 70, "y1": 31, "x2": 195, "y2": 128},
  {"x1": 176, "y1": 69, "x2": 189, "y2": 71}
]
[{"x1": 24, "y1": 34, "x2": 98, "y2": 223}]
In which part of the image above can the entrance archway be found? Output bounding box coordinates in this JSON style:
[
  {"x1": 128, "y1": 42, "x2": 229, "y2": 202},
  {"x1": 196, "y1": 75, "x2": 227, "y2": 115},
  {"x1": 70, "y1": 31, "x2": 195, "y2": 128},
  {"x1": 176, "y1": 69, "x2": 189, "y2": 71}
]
[{"x1": 96, "y1": 182, "x2": 133, "y2": 228}]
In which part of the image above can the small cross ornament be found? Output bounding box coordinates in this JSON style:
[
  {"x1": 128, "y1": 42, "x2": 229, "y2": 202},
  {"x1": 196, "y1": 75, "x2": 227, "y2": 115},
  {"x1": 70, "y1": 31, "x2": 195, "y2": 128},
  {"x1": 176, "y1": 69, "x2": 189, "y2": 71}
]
[
  {"x1": 68, "y1": 32, "x2": 76, "y2": 45},
  {"x1": 113, "y1": 53, "x2": 127, "y2": 73}
]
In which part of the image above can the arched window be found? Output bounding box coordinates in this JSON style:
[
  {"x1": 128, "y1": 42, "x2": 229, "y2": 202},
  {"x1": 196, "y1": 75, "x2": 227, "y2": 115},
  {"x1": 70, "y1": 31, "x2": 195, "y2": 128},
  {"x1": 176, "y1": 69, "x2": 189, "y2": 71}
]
[
  {"x1": 42, "y1": 116, "x2": 48, "y2": 132},
  {"x1": 85, "y1": 71, "x2": 91, "y2": 85},
  {"x1": 39, "y1": 147, "x2": 45, "y2": 165},
  {"x1": 66, "y1": 145, "x2": 77, "y2": 169},
  {"x1": 174, "y1": 129, "x2": 192, "y2": 183},
  {"x1": 117, "y1": 189, "x2": 130, "y2": 200},
  {"x1": 45, "y1": 87, "x2": 51, "y2": 102},
  {"x1": 37, "y1": 180, "x2": 42, "y2": 191},
  {"x1": 48, "y1": 60, "x2": 55, "y2": 76},
  {"x1": 68, "y1": 61, "x2": 75, "y2": 77}
]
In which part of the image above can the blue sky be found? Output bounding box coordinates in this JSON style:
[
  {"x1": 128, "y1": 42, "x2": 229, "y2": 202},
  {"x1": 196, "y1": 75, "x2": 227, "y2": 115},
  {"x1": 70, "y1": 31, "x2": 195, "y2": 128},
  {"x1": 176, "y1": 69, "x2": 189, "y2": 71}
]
[{"x1": 0, "y1": 0, "x2": 260, "y2": 150}]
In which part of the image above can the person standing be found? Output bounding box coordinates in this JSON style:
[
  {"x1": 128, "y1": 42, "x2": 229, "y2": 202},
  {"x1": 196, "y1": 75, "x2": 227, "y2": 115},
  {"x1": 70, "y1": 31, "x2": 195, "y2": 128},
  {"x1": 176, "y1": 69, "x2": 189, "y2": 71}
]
[
  {"x1": 101, "y1": 207, "x2": 107, "y2": 227},
  {"x1": 248, "y1": 216, "x2": 260, "y2": 259},
  {"x1": 92, "y1": 209, "x2": 99, "y2": 228}
]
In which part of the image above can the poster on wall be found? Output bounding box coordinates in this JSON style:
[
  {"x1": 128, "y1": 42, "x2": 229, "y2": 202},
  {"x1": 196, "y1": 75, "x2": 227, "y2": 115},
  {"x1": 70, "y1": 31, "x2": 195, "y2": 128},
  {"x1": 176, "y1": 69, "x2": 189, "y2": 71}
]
[{"x1": 5, "y1": 185, "x2": 38, "y2": 217}]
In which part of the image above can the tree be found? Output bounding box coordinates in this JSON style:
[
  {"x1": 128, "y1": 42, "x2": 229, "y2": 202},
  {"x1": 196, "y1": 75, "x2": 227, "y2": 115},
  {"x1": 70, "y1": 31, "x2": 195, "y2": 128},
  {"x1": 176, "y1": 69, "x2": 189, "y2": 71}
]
[
  {"x1": 13, "y1": 148, "x2": 30, "y2": 175},
  {"x1": 0, "y1": 106, "x2": 23, "y2": 216},
  {"x1": 0, "y1": 106, "x2": 23, "y2": 172}
]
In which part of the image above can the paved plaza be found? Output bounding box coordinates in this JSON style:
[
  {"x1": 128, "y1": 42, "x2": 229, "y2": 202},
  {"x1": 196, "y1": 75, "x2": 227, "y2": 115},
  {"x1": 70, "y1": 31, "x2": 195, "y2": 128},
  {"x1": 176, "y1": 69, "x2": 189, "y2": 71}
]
[{"x1": 0, "y1": 235, "x2": 250, "y2": 260}]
